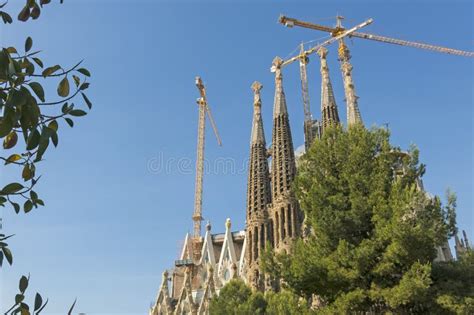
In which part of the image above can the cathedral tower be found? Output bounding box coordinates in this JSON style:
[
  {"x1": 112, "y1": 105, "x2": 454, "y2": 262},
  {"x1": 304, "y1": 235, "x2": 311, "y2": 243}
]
[
  {"x1": 245, "y1": 81, "x2": 272, "y2": 289},
  {"x1": 318, "y1": 47, "x2": 340, "y2": 135},
  {"x1": 269, "y1": 57, "x2": 302, "y2": 253}
]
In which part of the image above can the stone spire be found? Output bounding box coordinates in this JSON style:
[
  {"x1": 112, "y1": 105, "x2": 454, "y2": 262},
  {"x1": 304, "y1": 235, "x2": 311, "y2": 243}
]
[
  {"x1": 318, "y1": 47, "x2": 340, "y2": 134},
  {"x1": 270, "y1": 57, "x2": 296, "y2": 197},
  {"x1": 247, "y1": 81, "x2": 271, "y2": 217},
  {"x1": 269, "y1": 57, "x2": 301, "y2": 254},
  {"x1": 246, "y1": 81, "x2": 271, "y2": 290}
]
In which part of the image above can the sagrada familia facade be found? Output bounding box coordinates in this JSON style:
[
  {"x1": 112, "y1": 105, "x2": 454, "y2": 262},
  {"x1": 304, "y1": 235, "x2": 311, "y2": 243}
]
[{"x1": 149, "y1": 48, "x2": 470, "y2": 315}]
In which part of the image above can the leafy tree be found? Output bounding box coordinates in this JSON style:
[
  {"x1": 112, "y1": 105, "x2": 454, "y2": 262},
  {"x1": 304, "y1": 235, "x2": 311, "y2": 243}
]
[
  {"x1": 262, "y1": 125, "x2": 469, "y2": 314},
  {"x1": 1, "y1": 1, "x2": 91, "y2": 313},
  {"x1": 209, "y1": 279, "x2": 266, "y2": 315},
  {"x1": 265, "y1": 290, "x2": 311, "y2": 315}
]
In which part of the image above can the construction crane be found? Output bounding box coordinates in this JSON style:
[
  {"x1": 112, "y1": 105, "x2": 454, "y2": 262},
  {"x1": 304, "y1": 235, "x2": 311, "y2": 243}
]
[
  {"x1": 193, "y1": 77, "x2": 222, "y2": 239},
  {"x1": 279, "y1": 15, "x2": 474, "y2": 128},
  {"x1": 271, "y1": 18, "x2": 373, "y2": 149},
  {"x1": 279, "y1": 15, "x2": 474, "y2": 58}
]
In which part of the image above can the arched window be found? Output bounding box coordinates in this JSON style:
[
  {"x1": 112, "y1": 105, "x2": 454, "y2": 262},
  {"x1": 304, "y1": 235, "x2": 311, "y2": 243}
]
[
  {"x1": 268, "y1": 219, "x2": 274, "y2": 247},
  {"x1": 275, "y1": 213, "x2": 280, "y2": 246},
  {"x1": 248, "y1": 230, "x2": 252, "y2": 264},
  {"x1": 253, "y1": 226, "x2": 258, "y2": 261},
  {"x1": 281, "y1": 207, "x2": 286, "y2": 239},
  {"x1": 287, "y1": 205, "x2": 292, "y2": 237}
]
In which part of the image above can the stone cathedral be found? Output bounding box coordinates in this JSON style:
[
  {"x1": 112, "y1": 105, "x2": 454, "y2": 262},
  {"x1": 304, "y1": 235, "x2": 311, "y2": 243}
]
[{"x1": 149, "y1": 48, "x2": 466, "y2": 315}]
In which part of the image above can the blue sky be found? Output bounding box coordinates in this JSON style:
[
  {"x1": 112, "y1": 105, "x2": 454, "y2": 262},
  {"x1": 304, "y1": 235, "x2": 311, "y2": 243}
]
[{"x1": 0, "y1": 1, "x2": 472, "y2": 314}]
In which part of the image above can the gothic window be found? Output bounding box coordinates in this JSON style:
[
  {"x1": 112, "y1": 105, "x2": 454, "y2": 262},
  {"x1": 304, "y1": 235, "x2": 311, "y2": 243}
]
[
  {"x1": 275, "y1": 213, "x2": 280, "y2": 246},
  {"x1": 260, "y1": 224, "x2": 265, "y2": 250},
  {"x1": 253, "y1": 226, "x2": 258, "y2": 261},
  {"x1": 287, "y1": 205, "x2": 292, "y2": 237},
  {"x1": 224, "y1": 268, "x2": 231, "y2": 281},
  {"x1": 248, "y1": 230, "x2": 252, "y2": 264},
  {"x1": 281, "y1": 207, "x2": 286, "y2": 239}
]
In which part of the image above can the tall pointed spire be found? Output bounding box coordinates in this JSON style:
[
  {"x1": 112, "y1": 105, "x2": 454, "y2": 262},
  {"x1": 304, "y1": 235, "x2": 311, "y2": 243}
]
[
  {"x1": 271, "y1": 57, "x2": 296, "y2": 198},
  {"x1": 269, "y1": 57, "x2": 301, "y2": 255},
  {"x1": 246, "y1": 81, "x2": 272, "y2": 290},
  {"x1": 247, "y1": 81, "x2": 271, "y2": 216},
  {"x1": 318, "y1": 47, "x2": 340, "y2": 134}
]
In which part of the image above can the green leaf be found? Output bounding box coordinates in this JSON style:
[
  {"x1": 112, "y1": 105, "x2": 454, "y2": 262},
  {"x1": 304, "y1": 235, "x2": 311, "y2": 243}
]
[
  {"x1": 22, "y1": 164, "x2": 33, "y2": 181},
  {"x1": 30, "y1": 3, "x2": 40, "y2": 20},
  {"x1": 61, "y1": 102, "x2": 70, "y2": 114},
  {"x1": 0, "y1": 117, "x2": 13, "y2": 138},
  {"x1": 11, "y1": 202, "x2": 20, "y2": 214},
  {"x1": 35, "y1": 128, "x2": 51, "y2": 162},
  {"x1": 79, "y1": 82, "x2": 90, "y2": 90},
  {"x1": 42, "y1": 65, "x2": 60, "y2": 77},
  {"x1": 19, "y1": 275, "x2": 28, "y2": 292},
  {"x1": 2, "y1": 182, "x2": 24, "y2": 194},
  {"x1": 18, "y1": 5, "x2": 30, "y2": 21},
  {"x1": 72, "y1": 74, "x2": 80, "y2": 87},
  {"x1": 65, "y1": 118, "x2": 74, "y2": 128},
  {"x1": 6, "y1": 47, "x2": 17, "y2": 54},
  {"x1": 51, "y1": 130, "x2": 58, "y2": 147},
  {"x1": 48, "y1": 120, "x2": 58, "y2": 132},
  {"x1": 2, "y1": 246, "x2": 12, "y2": 264},
  {"x1": 28, "y1": 82, "x2": 45, "y2": 102},
  {"x1": 69, "y1": 109, "x2": 87, "y2": 117},
  {"x1": 5, "y1": 154, "x2": 21, "y2": 165},
  {"x1": 25, "y1": 37, "x2": 33, "y2": 53},
  {"x1": 15, "y1": 294, "x2": 24, "y2": 304},
  {"x1": 26, "y1": 129, "x2": 40, "y2": 150},
  {"x1": 24, "y1": 200, "x2": 33, "y2": 213},
  {"x1": 30, "y1": 190, "x2": 38, "y2": 201},
  {"x1": 77, "y1": 68, "x2": 90, "y2": 77},
  {"x1": 57, "y1": 77, "x2": 70, "y2": 97},
  {"x1": 81, "y1": 92, "x2": 92, "y2": 109},
  {"x1": 3, "y1": 131, "x2": 18, "y2": 149},
  {"x1": 1, "y1": 12, "x2": 13, "y2": 24},
  {"x1": 34, "y1": 293, "x2": 43, "y2": 311},
  {"x1": 36, "y1": 199, "x2": 44, "y2": 206},
  {"x1": 32, "y1": 57, "x2": 43, "y2": 68}
]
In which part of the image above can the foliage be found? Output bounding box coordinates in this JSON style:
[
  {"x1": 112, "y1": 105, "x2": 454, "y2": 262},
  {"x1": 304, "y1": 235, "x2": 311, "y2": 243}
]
[
  {"x1": 0, "y1": 0, "x2": 91, "y2": 265},
  {"x1": 209, "y1": 279, "x2": 266, "y2": 315},
  {"x1": 3, "y1": 274, "x2": 76, "y2": 315},
  {"x1": 265, "y1": 290, "x2": 311, "y2": 315},
  {"x1": 261, "y1": 125, "x2": 469, "y2": 314},
  {"x1": 1, "y1": 1, "x2": 86, "y2": 314}
]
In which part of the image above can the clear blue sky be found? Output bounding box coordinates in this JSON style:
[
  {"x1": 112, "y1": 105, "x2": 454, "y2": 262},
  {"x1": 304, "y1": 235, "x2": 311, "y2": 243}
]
[{"x1": 0, "y1": 1, "x2": 472, "y2": 314}]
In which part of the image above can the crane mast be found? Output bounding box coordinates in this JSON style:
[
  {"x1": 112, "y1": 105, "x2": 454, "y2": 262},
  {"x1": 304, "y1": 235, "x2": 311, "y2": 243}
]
[
  {"x1": 193, "y1": 77, "x2": 222, "y2": 239},
  {"x1": 298, "y1": 43, "x2": 317, "y2": 150}
]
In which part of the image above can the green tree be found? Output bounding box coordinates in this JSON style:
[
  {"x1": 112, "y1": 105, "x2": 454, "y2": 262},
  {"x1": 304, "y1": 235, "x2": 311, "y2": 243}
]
[
  {"x1": 1, "y1": 1, "x2": 91, "y2": 313},
  {"x1": 265, "y1": 290, "x2": 311, "y2": 315},
  {"x1": 263, "y1": 125, "x2": 469, "y2": 314},
  {"x1": 209, "y1": 279, "x2": 266, "y2": 315}
]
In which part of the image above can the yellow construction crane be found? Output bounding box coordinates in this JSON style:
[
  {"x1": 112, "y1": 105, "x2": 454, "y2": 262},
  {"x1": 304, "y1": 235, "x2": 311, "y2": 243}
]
[
  {"x1": 279, "y1": 14, "x2": 474, "y2": 133},
  {"x1": 279, "y1": 15, "x2": 474, "y2": 58},
  {"x1": 271, "y1": 18, "x2": 373, "y2": 149},
  {"x1": 193, "y1": 77, "x2": 222, "y2": 239}
]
